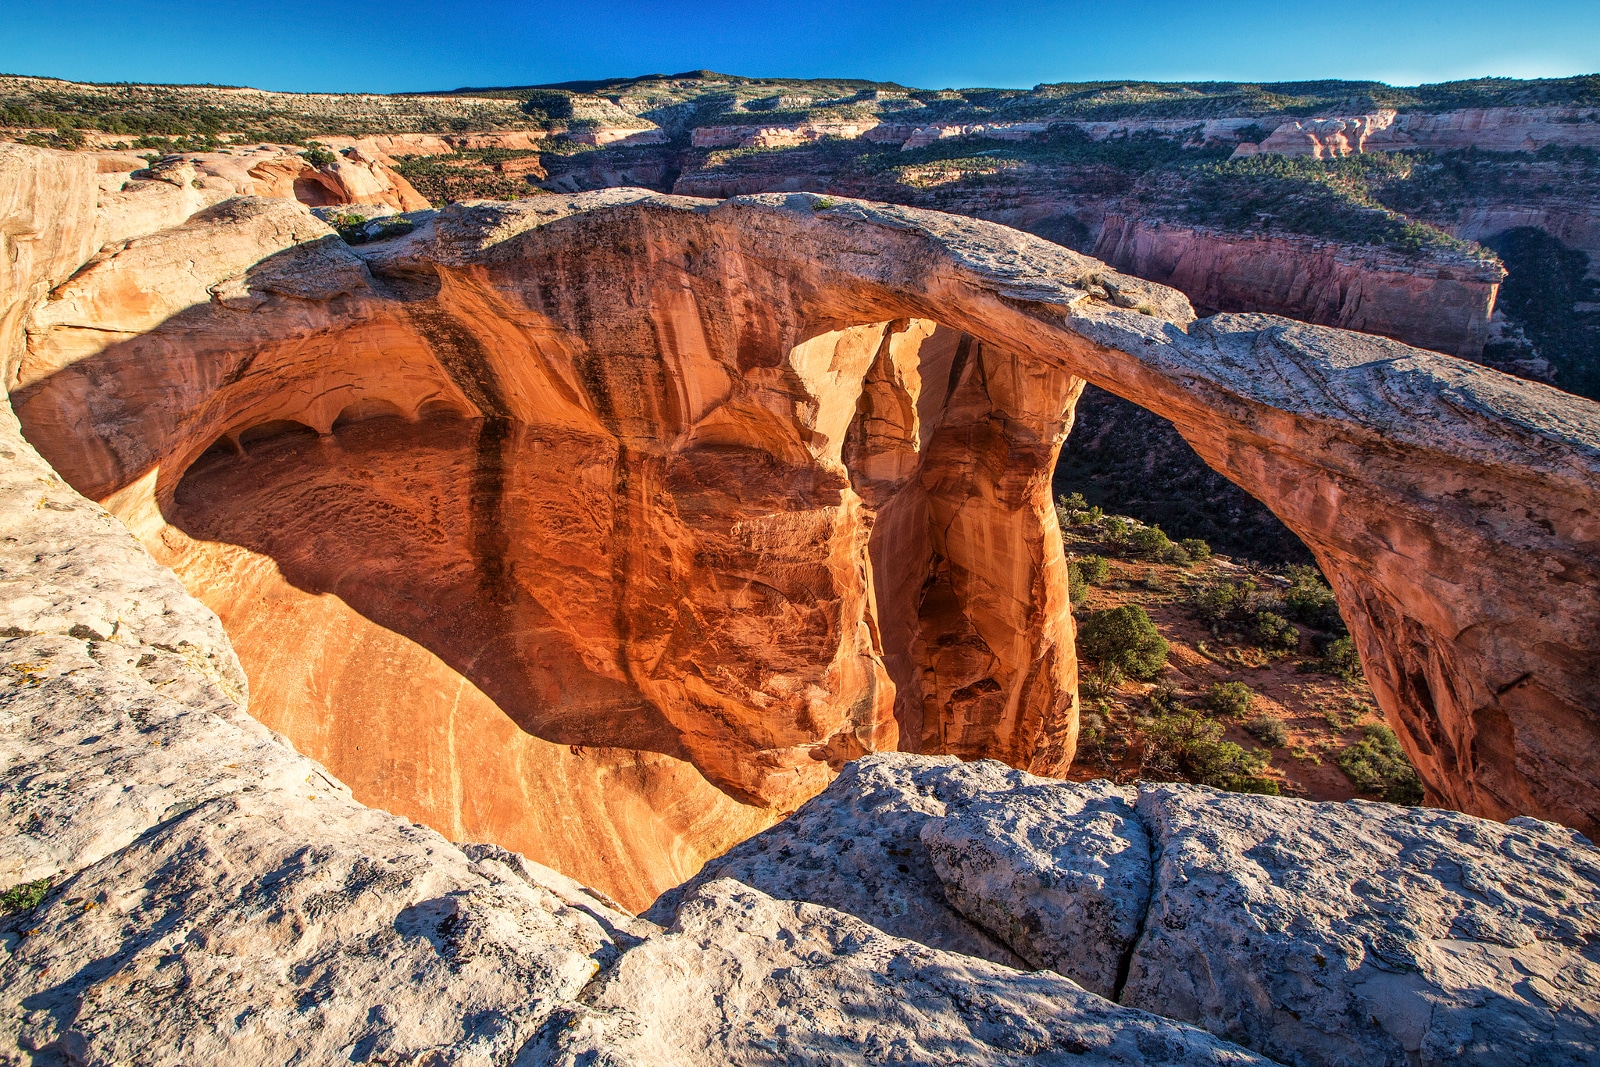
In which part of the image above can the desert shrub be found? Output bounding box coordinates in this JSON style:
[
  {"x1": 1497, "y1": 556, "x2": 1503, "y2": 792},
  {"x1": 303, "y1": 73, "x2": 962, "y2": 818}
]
[
  {"x1": 1076, "y1": 711, "x2": 1108, "y2": 763},
  {"x1": 1245, "y1": 714, "x2": 1289, "y2": 748},
  {"x1": 1314, "y1": 636, "x2": 1364, "y2": 682},
  {"x1": 1056, "y1": 492, "x2": 1104, "y2": 527},
  {"x1": 1191, "y1": 578, "x2": 1255, "y2": 626},
  {"x1": 328, "y1": 213, "x2": 416, "y2": 245},
  {"x1": 1161, "y1": 542, "x2": 1192, "y2": 565},
  {"x1": 1204, "y1": 681, "x2": 1254, "y2": 718},
  {"x1": 1067, "y1": 563, "x2": 1091, "y2": 606},
  {"x1": 1, "y1": 877, "x2": 51, "y2": 913},
  {"x1": 1139, "y1": 707, "x2": 1279, "y2": 793},
  {"x1": 1080, "y1": 662, "x2": 1125, "y2": 699},
  {"x1": 1249, "y1": 610, "x2": 1300, "y2": 651},
  {"x1": 1281, "y1": 565, "x2": 1345, "y2": 632},
  {"x1": 1102, "y1": 515, "x2": 1132, "y2": 544},
  {"x1": 1077, "y1": 605, "x2": 1169, "y2": 680},
  {"x1": 1076, "y1": 554, "x2": 1110, "y2": 584},
  {"x1": 1127, "y1": 524, "x2": 1173, "y2": 560},
  {"x1": 300, "y1": 141, "x2": 338, "y2": 167},
  {"x1": 1338, "y1": 724, "x2": 1424, "y2": 804},
  {"x1": 1179, "y1": 538, "x2": 1212, "y2": 561},
  {"x1": 1142, "y1": 567, "x2": 1173, "y2": 592}
]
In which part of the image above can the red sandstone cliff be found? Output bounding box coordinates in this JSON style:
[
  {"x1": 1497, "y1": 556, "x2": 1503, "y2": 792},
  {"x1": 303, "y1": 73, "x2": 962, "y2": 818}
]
[{"x1": 1092, "y1": 215, "x2": 1506, "y2": 358}]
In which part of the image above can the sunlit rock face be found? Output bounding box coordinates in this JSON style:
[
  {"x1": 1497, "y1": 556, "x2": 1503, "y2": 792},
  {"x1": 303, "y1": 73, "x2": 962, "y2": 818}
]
[{"x1": 12, "y1": 145, "x2": 1600, "y2": 893}]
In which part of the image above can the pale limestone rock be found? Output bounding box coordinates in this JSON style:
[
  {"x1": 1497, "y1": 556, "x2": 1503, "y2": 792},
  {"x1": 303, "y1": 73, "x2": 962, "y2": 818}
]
[
  {"x1": 921, "y1": 777, "x2": 1149, "y2": 998},
  {"x1": 1122, "y1": 785, "x2": 1600, "y2": 1067},
  {"x1": 655, "y1": 758, "x2": 1600, "y2": 1067},
  {"x1": 547, "y1": 878, "x2": 1277, "y2": 1067},
  {"x1": 646, "y1": 754, "x2": 1036, "y2": 966}
]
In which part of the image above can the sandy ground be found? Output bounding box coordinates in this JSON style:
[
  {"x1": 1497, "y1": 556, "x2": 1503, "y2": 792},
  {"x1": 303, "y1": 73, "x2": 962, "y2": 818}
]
[{"x1": 1058, "y1": 533, "x2": 1390, "y2": 801}]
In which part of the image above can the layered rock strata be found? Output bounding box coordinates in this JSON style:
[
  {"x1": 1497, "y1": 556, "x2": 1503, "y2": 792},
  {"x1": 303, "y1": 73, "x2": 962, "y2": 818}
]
[
  {"x1": 1236, "y1": 107, "x2": 1600, "y2": 158},
  {"x1": 668, "y1": 157, "x2": 1503, "y2": 360},
  {"x1": 0, "y1": 206, "x2": 1262, "y2": 1062},
  {"x1": 91, "y1": 144, "x2": 429, "y2": 248},
  {"x1": 1092, "y1": 215, "x2": 1506, "y2": 358},
  {"x1": 4, "y1": 141, "x2": 1600, "y2": 1066}
]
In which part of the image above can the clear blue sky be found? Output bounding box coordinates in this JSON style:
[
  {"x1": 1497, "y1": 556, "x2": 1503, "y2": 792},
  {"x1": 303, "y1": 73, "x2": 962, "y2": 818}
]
[{"x1": 5, "y1": 0, "x2": 1597, "y2": 93}]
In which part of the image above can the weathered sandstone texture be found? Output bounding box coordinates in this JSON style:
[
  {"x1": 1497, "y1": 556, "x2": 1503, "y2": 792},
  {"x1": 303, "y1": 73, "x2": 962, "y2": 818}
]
[
  {"x1": 649, "y1": 755, "x2": 1147, "y2": 998},
  {"x1": 544, "y1": 877, "x2": 1275, "y2": 1067},
  {"x1": 1236, "y1": 107, "x2": 1600, "y2": 158},
  {"x1": 658, "y1": 753, "x2": 1600, "y2": 1067},
  {"x1": 1092, "y1": 215, "x2": 1506, "y2": 358},
  {"x1": 91, "y1": 144, "x2": 428, "y2": 248},
  {"x1": 11, "y1": 136, "x2": 1600, "y2": 836}
]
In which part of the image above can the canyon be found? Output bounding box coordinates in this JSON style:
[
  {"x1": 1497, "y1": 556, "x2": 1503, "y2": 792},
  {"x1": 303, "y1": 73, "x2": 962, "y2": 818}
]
[
  {"x1": 8, "y1": 137, "x2": 1600, "y2": 880},
  {"x1": 3, "y1": 71, "x2": 1600, "y2": 1063}
]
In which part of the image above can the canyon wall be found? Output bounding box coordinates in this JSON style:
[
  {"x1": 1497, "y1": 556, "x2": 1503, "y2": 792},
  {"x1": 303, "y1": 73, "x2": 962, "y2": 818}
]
[
  {"x1": 10, "y1": 144, "x2": 1600, "y2": 858},
  {"x1": 671, "y1": 164, "x2": 1504, "y2": 360},
  {"x1": 1093, "y1": 215, "x2": 1506, "y2": 357}
]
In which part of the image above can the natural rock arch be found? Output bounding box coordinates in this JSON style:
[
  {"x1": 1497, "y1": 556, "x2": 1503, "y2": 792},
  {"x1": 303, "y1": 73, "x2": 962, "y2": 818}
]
[{"x1": 11, "y1": 173, "x2": 1600, "y2": 896}]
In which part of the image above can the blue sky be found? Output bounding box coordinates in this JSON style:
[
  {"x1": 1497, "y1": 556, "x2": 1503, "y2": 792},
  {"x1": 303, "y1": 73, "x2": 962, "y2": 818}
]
[{"x1": 5, "y1": 0, "x2": 1598, "y2": 93}]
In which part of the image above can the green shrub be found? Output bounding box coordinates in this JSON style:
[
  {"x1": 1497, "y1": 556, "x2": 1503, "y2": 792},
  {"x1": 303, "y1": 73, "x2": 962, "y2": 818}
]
[
  {"x1": 1281, "y1": 565, "x2": 1345, "y2": 632},
  {"x1": 1179, "y1": 538, "x2": 1212, "y2": 561},
  {"x1": 1161, "y1": 543, "x2": 1192, "y2": 565},
  {"x1": 301, "y1": 141, "x2": 338, "y2": 167},
  {"x1": 1076, "y1": 554, "x2": 1110, "y2": 584},
  {"x1": 1245, "y1": 714, "x2": 1289, "y2": 748},
  {"x1": 1102, "y1": 515, "x2": 1132, "y2": 543},
  {"x1": 1204, "y1": 681, "x2": 1254, "y2": 718},
  {"x1": 1077, "y1": 605, "x2": 1169, "y2": 680},
  {"x1": 1249, "y1": 610, "x2": 1300, "y2": 651},
  {"x1": 1127, "y1": 524, "x2": 1173, "y2": 560},
  {"x1": 1067, "y1": 562, "x2": 1091, "y2": 606},
  {"x1": 1191, "y1": 578, "x2": 1255, "y2": 626},
  {"x1": 1337, "y1": 724, "x2": 1424, "y2": 804},
  {"x1": 1142, "y1": 567, "x2": 1173, "y2": 592},
  {"x1": 1058, "y1": 492, "x2": 1089, "y2": 512},
  {"x1": 1139, "y1": 707, "x2": 1277, "y2": 793},
  {"x1": 1, "y1": 877, "x2": 51, "y2": 913},
  {"x1": 1315, "y1": 636, "x2": 1364, "y2": 682},
  {"x1": 1080, "y1": 662, "x2": 1125, "y2": 699}
]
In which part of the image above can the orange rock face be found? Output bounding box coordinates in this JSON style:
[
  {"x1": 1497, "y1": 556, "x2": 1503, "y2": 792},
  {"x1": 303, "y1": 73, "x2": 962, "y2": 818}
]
[
  {"x1": 1093, "y1": 215, "x2": 1505, "y2": 359},
  {"x1": 10, "y1": 157, "x2": 1600, "y2": 884}
]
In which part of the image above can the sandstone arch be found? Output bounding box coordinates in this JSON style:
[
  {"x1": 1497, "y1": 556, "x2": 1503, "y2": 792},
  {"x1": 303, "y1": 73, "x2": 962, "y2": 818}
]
[{"x1": 8, "y1": 157, "x2": 1600, "y2": 901}]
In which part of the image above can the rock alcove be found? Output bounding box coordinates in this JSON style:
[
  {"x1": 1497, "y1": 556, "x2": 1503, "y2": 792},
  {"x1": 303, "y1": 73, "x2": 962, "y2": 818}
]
[{"x1": 10, "y1": 168, "x2": 1600, "y2": 907}]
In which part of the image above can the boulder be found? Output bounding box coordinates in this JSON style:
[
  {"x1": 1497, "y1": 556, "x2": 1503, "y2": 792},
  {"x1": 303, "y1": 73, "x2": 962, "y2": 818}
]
[
  {"x1": 921, "y1": 776, "x2": 1149, "y2": 998},
  {"x1": 545, "y1": 878, "x2": 1277, "y2": 1067},
  {"x1": 1122, "y1": 786, "x2": 1600, "y2": 1067}
]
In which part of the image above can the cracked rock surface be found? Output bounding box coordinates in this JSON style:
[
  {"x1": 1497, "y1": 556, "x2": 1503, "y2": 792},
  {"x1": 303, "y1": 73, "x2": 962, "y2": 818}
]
[
  {"x1": 677, "y1": 753, "x2": 1600, "y2": 1067},
  {"x1": 545, "y1": 877, "x2": 1276, "y2": 1067}
]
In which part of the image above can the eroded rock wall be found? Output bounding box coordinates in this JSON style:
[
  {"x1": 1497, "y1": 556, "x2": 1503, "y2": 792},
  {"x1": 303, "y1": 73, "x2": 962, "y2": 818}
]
[
  {"x1": 1093, "y1": 214, "x2": 1505, "y2": 358},
  {"x1": 10, "y1": 145, "x2": 1600, "y2": 842}
]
